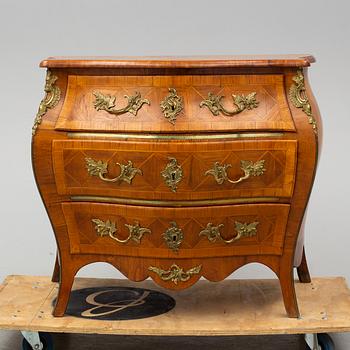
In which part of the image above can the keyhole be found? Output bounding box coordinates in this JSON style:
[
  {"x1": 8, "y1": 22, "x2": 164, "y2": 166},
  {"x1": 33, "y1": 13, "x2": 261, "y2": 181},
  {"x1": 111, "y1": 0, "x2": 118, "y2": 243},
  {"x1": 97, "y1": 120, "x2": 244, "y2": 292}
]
[
  {"x1": 172, "y1": 234, "x2": 177, "y2": 242},
  {"x1": 171, "y1": 172, "x2": 176, "y2": 181}
]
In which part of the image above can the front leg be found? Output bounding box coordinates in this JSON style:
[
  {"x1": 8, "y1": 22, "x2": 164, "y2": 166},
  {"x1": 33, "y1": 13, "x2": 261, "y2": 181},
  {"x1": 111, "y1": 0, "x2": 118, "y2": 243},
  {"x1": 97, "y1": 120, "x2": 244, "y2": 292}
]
[
  {"x1": 279, "y1": 256, "x2": 300, "y2": 318},
  {"x1": 53, "y1": 260, "x2": 78, "y2": 317}
]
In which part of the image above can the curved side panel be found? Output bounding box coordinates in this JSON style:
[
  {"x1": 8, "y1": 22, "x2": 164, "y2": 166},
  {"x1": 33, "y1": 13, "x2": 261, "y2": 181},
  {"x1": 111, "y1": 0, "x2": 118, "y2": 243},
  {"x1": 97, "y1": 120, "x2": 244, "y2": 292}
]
[
  {"x1": 31, "y1": 69, "x2": 70, "y2": 279},
  {"x1": 283, "y1": 68, "x2": 320, "y2": 269}
]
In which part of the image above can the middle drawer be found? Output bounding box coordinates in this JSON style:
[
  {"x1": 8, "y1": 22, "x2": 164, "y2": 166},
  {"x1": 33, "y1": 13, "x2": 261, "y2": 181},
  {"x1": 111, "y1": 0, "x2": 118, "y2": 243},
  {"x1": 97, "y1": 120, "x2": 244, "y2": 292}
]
[{"x1": 53, "y1": 138, "x2": 297, "y2": 201}]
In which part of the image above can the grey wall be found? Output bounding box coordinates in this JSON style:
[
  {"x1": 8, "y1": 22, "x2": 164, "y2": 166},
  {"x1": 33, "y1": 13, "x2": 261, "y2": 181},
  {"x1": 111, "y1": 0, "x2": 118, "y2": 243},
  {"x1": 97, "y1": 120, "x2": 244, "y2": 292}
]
[{"x1": 0, "y1": 0, "x2": 349, "y2": 347}]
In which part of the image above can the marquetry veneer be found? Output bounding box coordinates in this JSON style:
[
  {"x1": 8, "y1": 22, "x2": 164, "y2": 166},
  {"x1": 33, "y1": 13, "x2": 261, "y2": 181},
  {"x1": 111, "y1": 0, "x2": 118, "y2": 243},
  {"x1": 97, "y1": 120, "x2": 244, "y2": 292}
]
[{"x1": 32, "y1": 55, "x2": 321, "y2": 318}]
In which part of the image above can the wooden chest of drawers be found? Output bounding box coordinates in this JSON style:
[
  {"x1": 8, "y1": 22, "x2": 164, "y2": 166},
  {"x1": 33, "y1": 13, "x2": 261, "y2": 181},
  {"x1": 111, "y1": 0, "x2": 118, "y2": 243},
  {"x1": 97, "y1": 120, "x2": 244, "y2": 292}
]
[{"x1": 32, "y1": 55, "x2": 321, "y2": 318}]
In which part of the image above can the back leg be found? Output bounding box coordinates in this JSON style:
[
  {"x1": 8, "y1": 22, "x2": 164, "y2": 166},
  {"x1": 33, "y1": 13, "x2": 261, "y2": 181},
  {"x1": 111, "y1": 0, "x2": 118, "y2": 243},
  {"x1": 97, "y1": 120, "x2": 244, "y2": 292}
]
[
  {"x1": 51, "y1": 252, "x2": 60, "y2": 283},
  {"x1": 297, "y1": 247, "x2": 311, "y2": 283}
]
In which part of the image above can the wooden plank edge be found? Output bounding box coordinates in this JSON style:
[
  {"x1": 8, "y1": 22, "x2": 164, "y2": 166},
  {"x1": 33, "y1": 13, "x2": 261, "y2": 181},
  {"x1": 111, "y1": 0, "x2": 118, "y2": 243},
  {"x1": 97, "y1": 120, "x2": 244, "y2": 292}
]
[
  {"x1": 0, "y1": 275, "x2": 16, "y2": 293},
  {"x1": 40, "y1": 55, "x2": 315, "y2": 69},
  {"x1": 3, "y1": 324, "x2": 350, "y2": 337}
]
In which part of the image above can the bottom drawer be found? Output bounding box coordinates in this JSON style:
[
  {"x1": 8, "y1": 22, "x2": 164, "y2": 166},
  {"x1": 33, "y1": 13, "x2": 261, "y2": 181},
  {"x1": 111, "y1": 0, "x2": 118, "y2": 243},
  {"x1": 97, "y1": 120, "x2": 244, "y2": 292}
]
[{"x1": 62, "y1": 202, "x2": 290, "y2": 258}]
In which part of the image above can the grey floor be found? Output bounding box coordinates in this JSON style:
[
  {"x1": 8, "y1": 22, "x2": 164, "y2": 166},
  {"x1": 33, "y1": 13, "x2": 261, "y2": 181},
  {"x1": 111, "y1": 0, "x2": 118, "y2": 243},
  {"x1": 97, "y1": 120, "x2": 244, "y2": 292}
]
[{"x1": 0, "y1": 330, "x2": 307, "y2": 349}]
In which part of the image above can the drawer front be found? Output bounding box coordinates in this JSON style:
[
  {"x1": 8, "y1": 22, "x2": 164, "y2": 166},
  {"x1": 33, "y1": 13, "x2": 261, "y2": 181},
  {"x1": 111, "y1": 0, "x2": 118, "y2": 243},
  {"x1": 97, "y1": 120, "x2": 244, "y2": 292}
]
[
  {"x1": 55, "y1": 75, "x2": 295, "y2": 132},
  {"x1": 62, "y1": 202, "x2": 290, "y2": 257},
  {"x1": 53, "y1": 139, "x2": 297, "y2": 200}
]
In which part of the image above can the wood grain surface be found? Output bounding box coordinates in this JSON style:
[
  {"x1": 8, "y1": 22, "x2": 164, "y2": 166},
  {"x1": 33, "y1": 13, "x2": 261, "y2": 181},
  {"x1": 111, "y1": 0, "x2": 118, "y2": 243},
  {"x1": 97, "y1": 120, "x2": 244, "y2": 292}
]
[
  {"x1": 52, "y1": 139, "x2": 297, "y2": 200},
  {"x1": 1, "y1": 276, "x2": 349, "y2": 336},
  {"x1": 31, "y1": 60, "x2": 320, "y2": 318},
  {"x1": 62, "y1": 202, "x2": 290, "y2": 257},
  {"x1": 40, "y1": 55, "x2": 315, "y2": 68},
  {"x1": 55, "y1": 74, "x2": 295, "y2": 132}
]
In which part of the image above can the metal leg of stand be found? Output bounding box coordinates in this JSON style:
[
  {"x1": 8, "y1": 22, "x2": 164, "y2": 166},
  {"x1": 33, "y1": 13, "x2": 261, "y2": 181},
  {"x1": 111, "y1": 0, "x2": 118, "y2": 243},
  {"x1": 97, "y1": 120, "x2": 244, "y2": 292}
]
[
  {"x1": 21, "y1": 331, "x2": 43, "y2": 350},
  {"x1": 305, "y1": 333, "x2": 321, "y2": 350}
]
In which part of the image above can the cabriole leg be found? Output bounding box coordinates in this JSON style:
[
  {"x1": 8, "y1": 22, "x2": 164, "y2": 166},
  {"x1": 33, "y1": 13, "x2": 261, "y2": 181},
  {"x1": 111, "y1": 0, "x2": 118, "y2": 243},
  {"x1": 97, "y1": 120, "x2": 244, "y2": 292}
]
[
  {"x1": 52, "y1": 265, "x2": 76, "y2": 317},
  {"x1": 51, "y1": 252, "x2": 60, "y2": 283},
  {"x1": 279, "y1": 258, "x2": 300, "y2": 318}
]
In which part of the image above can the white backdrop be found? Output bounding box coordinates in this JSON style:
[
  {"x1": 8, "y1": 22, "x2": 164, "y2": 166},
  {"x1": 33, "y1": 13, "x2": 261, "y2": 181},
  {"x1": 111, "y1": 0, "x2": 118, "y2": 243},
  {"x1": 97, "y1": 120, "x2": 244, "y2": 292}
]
[{"x1": 0, "y1": 0, "x2": 349, "y2": 347}]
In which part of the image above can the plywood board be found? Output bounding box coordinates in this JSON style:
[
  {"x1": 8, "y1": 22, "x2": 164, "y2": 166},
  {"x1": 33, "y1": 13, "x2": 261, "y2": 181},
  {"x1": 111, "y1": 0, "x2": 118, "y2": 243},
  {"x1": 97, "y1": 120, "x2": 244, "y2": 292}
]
[{"x1": 0, "y1": 275, "x2": 350, "y2": 336}]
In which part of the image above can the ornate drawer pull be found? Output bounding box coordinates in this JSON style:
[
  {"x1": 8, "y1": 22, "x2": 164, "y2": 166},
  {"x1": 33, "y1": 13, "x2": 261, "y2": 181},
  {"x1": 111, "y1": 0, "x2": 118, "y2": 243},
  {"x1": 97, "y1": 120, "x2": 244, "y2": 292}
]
[
  {"x1": 148, "y1": 263, "x2": 202, "y2": 285},
  {"x1": 92, "y1": 219, "x2": 151, "y2": 244},
  {"x1": 85, "y1": 157, "x2": 142, "y2": 184},
  {"x1": 160, "y1": 88, "x2": 183, "y2": 124},
  {"x1": 205, "y1": 159, "x2": 265, "y2": 185},
  {"x1": 200, "y1": 92, "x2": 258, "y2": 116},
  {"x1": 93, "y1": 91, "x2": 150, "y2": 116},
  {"x1": 199, "y1": 221, "x2": 259, "y2": 244}
]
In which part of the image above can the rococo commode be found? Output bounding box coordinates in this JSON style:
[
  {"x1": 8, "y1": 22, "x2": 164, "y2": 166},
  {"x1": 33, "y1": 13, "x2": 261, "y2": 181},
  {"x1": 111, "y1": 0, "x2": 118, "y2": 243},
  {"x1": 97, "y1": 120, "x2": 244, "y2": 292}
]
[{"x1": 32, "y1": 55, "x2": 321, "y2": 318}]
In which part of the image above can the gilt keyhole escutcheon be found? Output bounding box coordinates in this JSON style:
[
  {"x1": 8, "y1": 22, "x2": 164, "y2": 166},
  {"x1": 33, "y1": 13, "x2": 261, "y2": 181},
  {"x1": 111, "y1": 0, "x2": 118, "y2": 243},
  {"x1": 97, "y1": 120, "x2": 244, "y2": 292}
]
[
  {"x1": 160, "y1": 88, "x2": 183, "y2": 124},
  {"x1": 162, "y1": 222, "x2": 184, "y2": 252},
  {"x1": 161, "y1": 157, "x2": 183, "y2": 192}
]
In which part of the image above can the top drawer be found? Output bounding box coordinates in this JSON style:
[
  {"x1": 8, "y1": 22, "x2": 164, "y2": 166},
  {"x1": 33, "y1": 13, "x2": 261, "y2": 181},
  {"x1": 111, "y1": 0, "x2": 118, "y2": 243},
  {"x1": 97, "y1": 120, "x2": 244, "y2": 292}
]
[{"x1": 55, "y1": 75, "x2": 295, "y2": 133}]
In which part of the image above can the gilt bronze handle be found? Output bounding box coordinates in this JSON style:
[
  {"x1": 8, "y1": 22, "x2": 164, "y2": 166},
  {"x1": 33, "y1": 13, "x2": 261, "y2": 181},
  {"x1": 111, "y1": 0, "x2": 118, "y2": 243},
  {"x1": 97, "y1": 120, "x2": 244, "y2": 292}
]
[
  {"x1": 200, "y1": 92, "x2": 258, "y2": 116},
  {"x1": 205, "y1": 159, "x2": 265, "y2": 185},
  {"x1": 199, "y1": 221, "x2": 259, "y2": 244},
  {"x1": 92, "y1": 219, "x2": 151, "y2": 244},
  {"x1": 93, "y1": 91, "x2": 150, "y2": 116},
  {"x1": 85, "y1": 157, "x2": 142, "y2": 184},
  {"x1": 148, "y1": 263, "x2": 202, "y2": 285}
]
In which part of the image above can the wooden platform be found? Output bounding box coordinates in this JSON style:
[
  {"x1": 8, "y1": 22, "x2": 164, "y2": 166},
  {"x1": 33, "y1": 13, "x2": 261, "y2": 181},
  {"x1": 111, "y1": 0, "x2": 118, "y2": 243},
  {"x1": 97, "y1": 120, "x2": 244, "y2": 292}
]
[{"x1": 1, "y1": 275, "x2": 350, "y2": 336}]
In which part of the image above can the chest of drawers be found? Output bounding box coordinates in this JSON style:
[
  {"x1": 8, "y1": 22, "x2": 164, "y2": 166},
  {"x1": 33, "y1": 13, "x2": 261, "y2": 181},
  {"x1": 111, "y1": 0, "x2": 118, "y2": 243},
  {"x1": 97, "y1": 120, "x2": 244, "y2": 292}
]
[{"x1": 32, "y1": 55, "x2": 321, "y2": 318}]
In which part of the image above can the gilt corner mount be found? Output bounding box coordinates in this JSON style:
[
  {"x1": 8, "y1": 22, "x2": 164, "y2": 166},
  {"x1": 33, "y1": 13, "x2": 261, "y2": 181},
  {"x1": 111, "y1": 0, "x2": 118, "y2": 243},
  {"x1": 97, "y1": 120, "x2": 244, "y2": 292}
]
[
  {"x1": 32, "y1": 70, "x2": 61, "y2": 135},
  {"x1": 289, "y1": 69, "x2": 318, "y2": 134}
]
